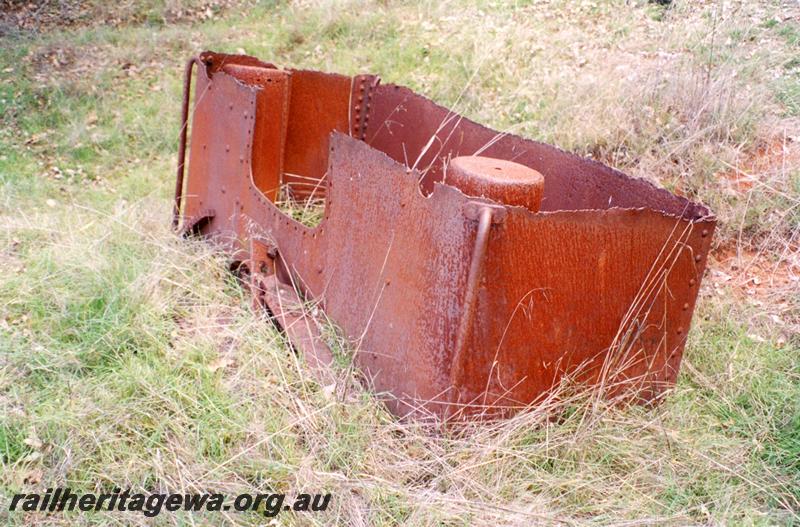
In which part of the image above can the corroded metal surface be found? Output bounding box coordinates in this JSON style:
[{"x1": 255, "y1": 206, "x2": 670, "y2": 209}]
[{"x1": 175, "y1": 51, "x2": 716, "y2": 420}]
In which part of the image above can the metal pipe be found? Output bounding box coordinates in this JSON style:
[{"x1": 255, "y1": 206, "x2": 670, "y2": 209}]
[
  {"x1": 450, "y1": 205, "x2": 494, "y2": 389},
  {"x1": 173, "y1": 56, "x2": 198, "y2": 230}
]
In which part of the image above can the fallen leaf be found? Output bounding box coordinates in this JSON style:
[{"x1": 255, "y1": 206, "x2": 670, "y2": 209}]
[
  {"x1": 22, "y1": 452, "x2": 42, "y2": 463},
  {"x1": 208, "y1": 357, "x2": 233, "y2": 372},
  {"x1": 23, "y1": 468, "x2": 43, "y2": 485},
  {"x1": 23, "y1": 430, "x2": 43, "y2": 450}
]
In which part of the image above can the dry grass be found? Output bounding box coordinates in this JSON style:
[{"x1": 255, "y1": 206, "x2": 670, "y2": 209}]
[
  {"x1": 1, "y1": 0, "x2": 798, "y2": 525},
  {"x1": 276, "y1": 184, "x2": 327, "y2": 228}
]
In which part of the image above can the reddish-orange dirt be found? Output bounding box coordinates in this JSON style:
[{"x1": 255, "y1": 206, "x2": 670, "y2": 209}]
[{"x1": 718, "y1": 135, "x2": 799, "y2": 194}]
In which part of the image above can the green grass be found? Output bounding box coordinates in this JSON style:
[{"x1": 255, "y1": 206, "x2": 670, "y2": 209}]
[
  {"x1": 0, "y1": 422, "x2": 31, "y2": 465},
  {"x1": 1, "y1": 0, "x2": 799, "y2": 525}
]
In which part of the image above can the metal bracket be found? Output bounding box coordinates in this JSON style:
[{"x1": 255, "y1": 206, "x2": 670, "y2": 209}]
[
  {"x1": 463, "y1": 201, "x2": 507, "y2": 224},
  {"x1": 258, "y1": 275, "x2": 335, "y2": 383},
  {"x1": 180, "y1": 208, "x2": 215, "y2": 237}
]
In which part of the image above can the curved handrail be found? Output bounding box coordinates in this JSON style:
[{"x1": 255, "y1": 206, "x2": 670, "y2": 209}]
[{"x1": 173, "y1": 56, "x2": 199, "y2": 229}]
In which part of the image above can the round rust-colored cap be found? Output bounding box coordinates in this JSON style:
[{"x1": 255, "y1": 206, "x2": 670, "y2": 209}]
[{"x1": 447, "y1": 156, "x2": 544, "y2": 212}]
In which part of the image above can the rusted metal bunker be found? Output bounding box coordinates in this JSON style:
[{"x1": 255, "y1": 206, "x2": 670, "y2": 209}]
[{"x1": 175, "y1": 51, "x2": 715, "y2": 420}]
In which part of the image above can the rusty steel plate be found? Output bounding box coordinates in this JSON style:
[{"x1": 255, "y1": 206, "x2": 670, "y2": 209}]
[{"x1": 174, "y1": 51, "x2": 715, "y2": 420}]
